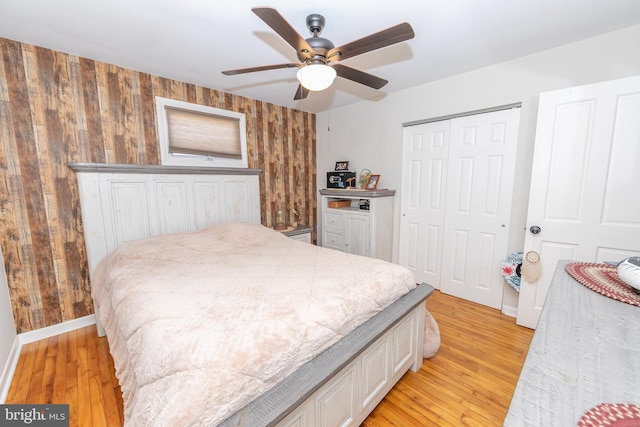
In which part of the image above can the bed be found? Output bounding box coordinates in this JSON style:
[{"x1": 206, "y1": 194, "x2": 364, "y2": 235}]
[{"x1": 69, "y1": 163, "x2": 439, "y2": 427}]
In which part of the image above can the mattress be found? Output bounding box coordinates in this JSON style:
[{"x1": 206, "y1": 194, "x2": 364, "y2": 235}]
[{"x1": 91, "y1": 222, "x2": 417, "y2": 426}]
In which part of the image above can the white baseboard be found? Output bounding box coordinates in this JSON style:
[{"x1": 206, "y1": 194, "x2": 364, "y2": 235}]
[
  {"x1": 0, "y1": 314, "x2": 96, "y2": 403},
  {"x1": 501, "y1": 304, "x2": 518, "y2": 318},
  {"x1": 18, "y1": 314, "x2": 96, "y2": 345},
  {"x1": 0, "y1": 337, "x2": 21, "y2": 403}
]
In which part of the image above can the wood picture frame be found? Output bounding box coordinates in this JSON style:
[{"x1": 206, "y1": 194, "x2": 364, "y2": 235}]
[
  {"x1": 366, "y1": 174, "x2": 380, "y2": 190},
  {"x1": 335, "y1": 161, "x2": 349, "y2": 171}
]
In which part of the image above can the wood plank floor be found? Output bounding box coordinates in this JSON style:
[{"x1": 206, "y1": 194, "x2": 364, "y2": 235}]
[{"x1": 6, "y1": 290, "x2": 534, "y2": 426}]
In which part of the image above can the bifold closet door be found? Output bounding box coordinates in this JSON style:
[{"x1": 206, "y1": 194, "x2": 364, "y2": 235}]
[
  {"x1": 439, "y1": 109, "x2": 520, "y2": 309},
  {"x1": 401, "y1": 108, "x2": 520, "y2": 309},
  {"x1": 399, "y1": 120, "x2": 450, "y2": 288}
]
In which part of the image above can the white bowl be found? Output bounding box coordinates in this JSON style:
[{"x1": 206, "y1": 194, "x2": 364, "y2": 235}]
[{"x1": 617, "y1": 256, "x2": 640, "y2": 295}]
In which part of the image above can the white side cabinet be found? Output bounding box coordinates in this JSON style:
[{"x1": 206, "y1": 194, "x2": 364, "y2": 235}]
[
  {"x1": 281, "y1": 225, "x2": 313, "y2": 244},
  {"x1": 320, "y1": 189, "x2": 395, "y2": 261}
]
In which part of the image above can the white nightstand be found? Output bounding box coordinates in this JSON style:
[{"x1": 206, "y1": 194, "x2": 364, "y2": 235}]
[{"x1": 280, "y1": 225, "x2": 313, "y2": 244}]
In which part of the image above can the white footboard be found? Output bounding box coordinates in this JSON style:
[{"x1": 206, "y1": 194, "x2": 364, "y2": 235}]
[
  {"x1": 277, "y1": 303, "x2": 425, "y2": 427},
  {"x1": 221, "y1": 283, "x2": 433, "y2": 427}
]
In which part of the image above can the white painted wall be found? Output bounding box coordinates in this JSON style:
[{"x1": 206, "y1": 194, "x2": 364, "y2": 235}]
[
  {"x1": 0, "y1": 246, "x2": 18, "y2": 401},
  {"x1": 316, "y1": 24, "x2": 640, "y2": 312}
]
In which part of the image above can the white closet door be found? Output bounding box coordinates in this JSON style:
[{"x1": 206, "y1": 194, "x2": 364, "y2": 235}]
[
  {"x1": 439, "y1": 109, "x2": 520, "y2": 309},
  {"x1": 399, "y1": 120, "x2": 450, "y2": 287},
  {"x1": 517, "y1": 76, "x2": 640, "y2": 329},
  {"x1": 400, "y1": 108, "x2": 520, "y2": 310}
]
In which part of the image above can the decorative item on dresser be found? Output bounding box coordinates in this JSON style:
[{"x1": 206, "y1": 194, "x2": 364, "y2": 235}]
[
  {"x1": 334, "y1": 161, "x2": 349, "y2": 171},
  {"x1": 366, "y1": 174, "x2": 380, "y2": 190},
  {"x1": 69, "y1": 164, "x2": 437, "y2": 427},
  {"x1": 320, "y1": 188, "x2": 394, "y2": 261},
  {"x1": 357, "y1": 169, "x2": 372, "y2": 189}
]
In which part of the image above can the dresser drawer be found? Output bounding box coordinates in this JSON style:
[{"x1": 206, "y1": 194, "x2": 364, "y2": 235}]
[
  {"x1": 323, "y1": 230, "x2": 344, "y2": 251},
  {"x1": 324, "y1": 212, "x2": 343, "y2": 230}
]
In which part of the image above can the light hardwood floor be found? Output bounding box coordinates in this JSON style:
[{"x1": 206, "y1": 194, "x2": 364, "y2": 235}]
[{"x1": 6, "y1": 290, "x2": 534, "y2": 426}]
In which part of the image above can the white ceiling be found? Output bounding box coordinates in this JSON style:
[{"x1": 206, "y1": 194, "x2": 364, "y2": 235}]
[{"x1": 2, "y1": 0, "x2": 640, "y2": 113}]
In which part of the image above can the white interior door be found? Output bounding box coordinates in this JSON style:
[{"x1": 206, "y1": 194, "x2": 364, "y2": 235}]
[
  {"x1": 399, "y1": 120, "x2": 450, "y2": 287},
  {"x1": 439, "y1": 109, "x2": 520, "y2": 309},
  {"x1": 517, "y1": 76, "x2": 640, "y2": 329}
]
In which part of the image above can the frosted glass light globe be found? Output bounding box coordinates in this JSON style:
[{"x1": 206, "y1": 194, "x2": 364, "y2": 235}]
[{"x1": 296, "y1": 64, "x2": 337, "y2": 91}]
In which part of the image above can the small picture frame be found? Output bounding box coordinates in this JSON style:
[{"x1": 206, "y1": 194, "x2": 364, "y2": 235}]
[
  {"x1": 366, "y1": 174, "x2": 380, "y2": 190},
  {"x1": 335, "y1": 161, "x2": 349, "y2": 171}
]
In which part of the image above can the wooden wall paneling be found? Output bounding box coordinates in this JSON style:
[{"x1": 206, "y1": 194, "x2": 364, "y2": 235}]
[
  {"x1": 0, "y1": 40, "x2": 28, "y2": 329},
  {"x1": 67, "y1": 55, "x2": 96, "y2": 319},
  {"x1": 255, "y1": 101, "x2": 267, "y2": 225},
  {"x1": 94, "y1": 62, "x2": 114, "y2": 164},
  {"x1": 34, "y1": 45, "x2": 81, "y2": 322},
  {"x1": 0, "y1": 38, "x2": 316, "y2": 333},
  {"x1": 69, "y1": 56, "x2": 91, "y2": 162},
  {"x1": 262, "y1": 102, "x2": 272, "y2": 226},
  {"x1": 284, "y1": 107, "x2": 292, "y2": 226},
  {"x1": 279, "y1": 104, "x2": 289, "y2": 224},
  {"x1": 78, "y1": 58, "x2": 107, "y2": 164},
  {"x1": 2, "y1": 39, "x2": 48, "y2": 331},
  {"x1": 241, "y1": 96, "x2": 257, "y2": 167},
  {"x1": 184, "y1": 83, "x2": 197, "y2": 104},
  {"x1": 299, "y1": 112, "x2": 316, "y2": 241},
  {"x1": 109, "y1": 66, "x2": 141, "y2": 164},
  {"x1": 240, "y1": 96, "x2": 264, "y2": 223},
  {"x1": 295, "y1": 108, "x2": 310, "y2": 232},
  {"x1": 281, "y1": 105, "x2": 289, "y2": 213},
  {"x1": 46, "y1": 47, "x2": 92, "y2": 319},
  {"x1": 154, "y1": 76, "x2": 181, "y2": 103},
  {"x1": 136, "y1": 71, "x2": 159, "y2": 165},
  {"x1": 129, "y1": 71, "x2": 149, "y2": 165},
  {"x1": 223, "y1": 92, "x2": 234, "y2": 112},
  {"x1": 295, "y1": 109, "x2": 303, "y2": 227},
  {"x1": 268, "y1": 103, "x2": 285, "y2": 227},
  {"x1": 260, "y1": 101, "x2": 273, "y2": 226}
]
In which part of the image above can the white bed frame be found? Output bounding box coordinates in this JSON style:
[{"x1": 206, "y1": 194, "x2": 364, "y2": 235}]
[{"x1": 69, "y1": 163, "x2": 430, "y2": 427}]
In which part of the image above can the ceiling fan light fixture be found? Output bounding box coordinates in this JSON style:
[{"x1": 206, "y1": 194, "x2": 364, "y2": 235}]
[{"x1": 296, "y1": 64, "x2": 337, "y2": 91}]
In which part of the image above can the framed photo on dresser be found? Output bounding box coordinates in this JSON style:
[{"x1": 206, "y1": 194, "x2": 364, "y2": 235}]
[
  {"x1": 334, "y1": 161, "x2": 349, "y2": 171},
  {"x1": 366, "y1": 174, "x2": 380, "y2": 190}
]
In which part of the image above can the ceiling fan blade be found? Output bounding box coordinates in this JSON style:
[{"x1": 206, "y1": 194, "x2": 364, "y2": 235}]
[
  {"x1": 332, "y1": 64, "x2": 388, "y2": 89},
  {"x1": 326, "y1": 22, "x2": 414, "y2": 62},
  {"x1": 294, "y1": 84, "x2": 309, "y2": 100},
  {"x1": 252, "y1": 7, "x2": 316, "y2": 60},
  {"x1": 222, "y1": 63, "x2": 299, "y2": 75}
]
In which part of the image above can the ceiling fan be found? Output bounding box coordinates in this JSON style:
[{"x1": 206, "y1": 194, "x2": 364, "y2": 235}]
[{"x1": 222, "y1": 7, "x2": 415, "y2": 100}]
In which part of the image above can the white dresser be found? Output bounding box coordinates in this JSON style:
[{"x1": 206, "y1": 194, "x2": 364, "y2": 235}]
[
  {"x1": 319, "y1": 189, "x2": 394, "y2": 261},
  {"x1": 504, "y1": 261, "x2": 640, "y2": 426}
]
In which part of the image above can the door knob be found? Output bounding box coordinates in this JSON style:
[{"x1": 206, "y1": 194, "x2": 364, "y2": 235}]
[{"x1": 529, "y1": 225, "x2": 541, "y2": 234}]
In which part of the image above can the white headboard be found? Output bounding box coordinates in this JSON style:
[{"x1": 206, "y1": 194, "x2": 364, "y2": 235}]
[
  {"x1": 69, "y1": 163, "x2": 262, "y2": 336},
  {"x1": 69, "y1": 163, "x2": 261, "y2": 279}
]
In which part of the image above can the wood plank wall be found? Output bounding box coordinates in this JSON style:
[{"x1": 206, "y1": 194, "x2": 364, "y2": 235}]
[{"x1": 0, "y1": 38, "x2": 317, "y2": 333}]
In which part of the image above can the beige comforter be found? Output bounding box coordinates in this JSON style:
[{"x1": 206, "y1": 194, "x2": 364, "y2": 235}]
[{"x1": 92, "y1": 222, "x2": 417, "y2": 426}]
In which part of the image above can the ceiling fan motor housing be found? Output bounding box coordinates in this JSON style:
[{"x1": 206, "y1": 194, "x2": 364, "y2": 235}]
[
  {"x1": 297, "y1": 14, "x2": 335, "y2": 62},
  {"x1": 306, "y1": 14, "x2": 325, "y2": 35}
]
